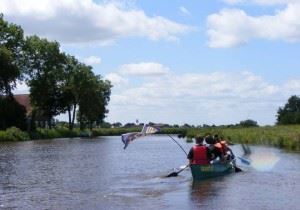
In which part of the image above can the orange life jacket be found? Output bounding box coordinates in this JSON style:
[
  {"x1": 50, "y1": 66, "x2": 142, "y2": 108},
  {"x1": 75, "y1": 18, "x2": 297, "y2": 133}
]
[
  {"x1": 220, "y1": 140, "x2": 228, "y2": 153},
  {"x1": 214, "y1": 142, "x2": 226, "y2": 155},
  {"x1": 192, "y1": 145, "x2": 210, "y2": 165}
]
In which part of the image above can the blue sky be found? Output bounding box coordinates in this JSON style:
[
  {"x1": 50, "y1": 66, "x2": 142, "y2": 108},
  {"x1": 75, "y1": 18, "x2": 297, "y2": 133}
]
[{"x1": 2, "y1": 0, "x2": 300, "y2": 125}]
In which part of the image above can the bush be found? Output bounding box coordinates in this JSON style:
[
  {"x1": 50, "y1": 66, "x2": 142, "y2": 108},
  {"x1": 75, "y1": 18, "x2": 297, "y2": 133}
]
[{"x1": 0, "y1": 127, "x2": 29, "y2": 141}]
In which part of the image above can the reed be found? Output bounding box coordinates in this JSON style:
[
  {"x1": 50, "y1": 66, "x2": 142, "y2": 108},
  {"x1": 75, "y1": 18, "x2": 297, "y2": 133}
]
[{"x1": 185, "y1": 125, "x2": 300, "y2": 151}]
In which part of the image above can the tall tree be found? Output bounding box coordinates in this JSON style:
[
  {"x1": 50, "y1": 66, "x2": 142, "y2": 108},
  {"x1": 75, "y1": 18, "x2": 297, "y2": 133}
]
[
  {"x1": 23, "y1": 35, "x2": 66, "y2": 128},
  {"x1": 60, "y1": 57, "x2": 112, "y2": 130},
  {"x1": 0, "y1": 47, "x2": 19, "y2": 95},
  {"x1": 0, "y1": 14, "x2": 24, "y2": 95},
  {"x1": 60, "y1": 56, "x2": 91, "y2": 130},
  {"x1": 277, "y1": 95, "x2": 300, "y2": 125},
  {"x1": 79, "y1": 75, "x2": 111, "y2": 130}
]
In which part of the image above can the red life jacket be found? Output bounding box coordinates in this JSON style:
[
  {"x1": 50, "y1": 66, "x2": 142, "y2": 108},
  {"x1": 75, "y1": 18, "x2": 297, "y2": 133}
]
[{"x1": 192, "y1": 145, "x2": 210, "y2": 165}]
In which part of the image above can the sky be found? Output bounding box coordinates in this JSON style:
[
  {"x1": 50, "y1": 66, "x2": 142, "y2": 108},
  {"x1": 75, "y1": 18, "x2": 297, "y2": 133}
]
[{"x1": 2, "y1": 0, "x2": 300, "y2": 126}]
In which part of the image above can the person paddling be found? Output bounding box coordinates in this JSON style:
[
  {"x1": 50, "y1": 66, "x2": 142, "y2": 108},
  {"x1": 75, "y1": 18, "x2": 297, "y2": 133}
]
[
  {"x1": 213, "y1": 135, "x2": 242, "y2": 172},
  {"x1": 187, "y1": 135, "x2": 213, "y2": 165}
]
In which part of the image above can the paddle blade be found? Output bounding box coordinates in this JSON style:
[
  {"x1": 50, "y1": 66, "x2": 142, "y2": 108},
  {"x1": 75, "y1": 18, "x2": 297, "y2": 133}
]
[
  {"x1": 234, "y1": 166, "x2": 243, "y2": 172},
  {"x1": 165, "y1": 172, "x2": 179, "y2": 177},
  {"x1": 237, "y1": 156, "x2": 251, "y2": 165}
]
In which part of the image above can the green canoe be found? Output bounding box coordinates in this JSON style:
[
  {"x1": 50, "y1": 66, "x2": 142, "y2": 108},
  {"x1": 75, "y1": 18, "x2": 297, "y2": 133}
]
[{"x1": 190, "y1": 162, "x2": 234, "y2": 180}]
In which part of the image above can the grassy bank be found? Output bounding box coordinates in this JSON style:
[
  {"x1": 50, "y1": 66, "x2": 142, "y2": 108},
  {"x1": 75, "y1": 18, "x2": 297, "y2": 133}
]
[
  {"x1": 185, "y1": 125, "x2": 300, "y2": 151},
  {"x1": 0, "y1": 125, "x2": 299, "y2": 151}
]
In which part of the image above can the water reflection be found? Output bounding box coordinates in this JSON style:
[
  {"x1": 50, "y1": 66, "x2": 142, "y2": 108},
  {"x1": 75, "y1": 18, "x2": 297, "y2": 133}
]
[{"x1": 189, "y1": 176, "x2": 230, "y2": 209}]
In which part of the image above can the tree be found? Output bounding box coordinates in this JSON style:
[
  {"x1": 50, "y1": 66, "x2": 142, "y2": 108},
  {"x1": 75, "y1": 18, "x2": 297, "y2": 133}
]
[
  {"x1": 59, "y1": 54, "x2": 81, "y2": 130},
  {"x1": 61, "y1": 61, "x2": 108, "y2": 130},
  {"x1": 77, "y1": 73, "x2": 112, "y2": 130},
  {"x1": 23, "y1": 35, "x2": 66, "y2": 128},
  {"x1": 277, "y1": 95, "x2": 300, "y2": 125},
  {"x1": 0, "y1": 47, "x2": 19, "y2": 94},
  {"x1": 0, "y1": 14, "x2": 24, "y2": 95},
  {"x1": 112, "y1": 122, "x2": 122, "y2": 128},
  {"x1": 239, "y1": 119, "x2": 258, "y2": 127}
]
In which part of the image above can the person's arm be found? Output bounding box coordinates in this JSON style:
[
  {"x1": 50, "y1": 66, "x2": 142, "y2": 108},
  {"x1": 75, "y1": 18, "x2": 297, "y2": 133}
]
[
  {"x1": 187, "y1": 148, "x2": 193, "y2": 165},
  {"x1": 227, "y1": 147, "x2": 235, "y2": 159}
]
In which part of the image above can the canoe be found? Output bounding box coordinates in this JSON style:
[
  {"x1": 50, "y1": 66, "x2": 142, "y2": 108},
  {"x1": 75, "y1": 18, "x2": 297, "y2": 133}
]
[{"x1": 190, "y1": 161, "x2": 234, "y2": 180}]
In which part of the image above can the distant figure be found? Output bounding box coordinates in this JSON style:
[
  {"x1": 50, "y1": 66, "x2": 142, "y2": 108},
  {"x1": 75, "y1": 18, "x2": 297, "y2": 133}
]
[{"x1": 187, "y1": 136, "x2": 213, "y2": 165}]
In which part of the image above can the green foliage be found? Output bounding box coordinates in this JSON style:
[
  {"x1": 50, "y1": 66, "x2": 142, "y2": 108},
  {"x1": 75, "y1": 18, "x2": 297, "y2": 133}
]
[
  {"x1": 0, "y1": 46, "x2": 20, "y2": 94},
  {"x1": 277, "y1": 95, "x2": 300, "y2": 125},
  {"x1": 0, "y1": 14, "x2": 24, "y2": 94},
  {"x1": 78, "y1": 74, "x2": 112, "y2": 130},
  {"x1": 239, "y1": 119, "x2": 258, "y2": 127},
  {"x1": 30, "y1": 127, "x2": 80, "y2": 139},
  {"x1": 0, "y1": 127, "x2": 29, "y2": 141},
  {"x1": 23, "y1": 36, "x2": 68, "y2": 126}
]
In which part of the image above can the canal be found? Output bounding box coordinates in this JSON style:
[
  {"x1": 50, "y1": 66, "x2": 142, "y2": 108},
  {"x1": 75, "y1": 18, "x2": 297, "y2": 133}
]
[{"x1": 0, "y1": 136, "x2": 299, "y2": 209}]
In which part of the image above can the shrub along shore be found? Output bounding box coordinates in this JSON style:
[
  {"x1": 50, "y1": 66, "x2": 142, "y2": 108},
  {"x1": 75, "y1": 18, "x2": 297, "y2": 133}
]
[{"x1": 0, "y1": 125, "x2": 299, "y2": 151}]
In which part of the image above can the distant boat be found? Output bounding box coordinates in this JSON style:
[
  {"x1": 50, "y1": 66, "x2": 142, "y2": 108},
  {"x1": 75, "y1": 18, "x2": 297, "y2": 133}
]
[{"x1": 190, "y1": 161, "x2": 234, "y2": 180}]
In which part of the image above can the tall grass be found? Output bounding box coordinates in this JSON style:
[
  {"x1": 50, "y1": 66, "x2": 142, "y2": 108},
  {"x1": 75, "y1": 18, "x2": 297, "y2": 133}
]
[{"x1": 185, "y1": 125, "x2": 300, "y2": 151}]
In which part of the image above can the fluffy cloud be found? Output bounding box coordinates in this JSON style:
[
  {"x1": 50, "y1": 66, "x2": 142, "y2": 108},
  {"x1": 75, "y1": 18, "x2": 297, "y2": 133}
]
[
  {"x1": 83, "y1": 56, "x2": 102, "y2": 65},
  {"x1": 106, "y1": 68, "x2": 300, "y2": 125},
  {"x1": 119, "y1": 62, "x2": 170, "y2": 76},
  {"x1": 207, "y1": 3, "x2": 300, "y2": 48},
  {"x1": 105, "y1": 73, "x2": 128, "y2": 86},
  {"x1": 0, "y1": 0, "x2": 191, "y2": 44}
]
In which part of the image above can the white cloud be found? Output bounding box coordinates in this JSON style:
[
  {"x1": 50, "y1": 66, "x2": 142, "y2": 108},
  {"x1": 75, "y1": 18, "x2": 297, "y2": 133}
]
[
  {"x1": 207, "y1": 3, "x2": 300, "y2": 48},
  {"x1": 0, "y1": 0, "x2": 192, "y2": 44},
  {"x1": 83, "y1": 56, "x2": 102, "y2": 65},
  {"x1": 223, "y1": 0, "x2": 300, "y2": 5},
  {"x1": 106, "y1": 69, "x2": 298, "y2": 125},
  {"x1": 179, "y1": 6, "x2": 191, "y2": 16},
  {"x1": 119, "y1": 62, "x2": 170, "y2": 76},
  {"x1": 284, "y1": 79, "x2": 300, "y2": 92},
  {"x1": 105, "y1": 73, "x2": 128, "y2": 86}
]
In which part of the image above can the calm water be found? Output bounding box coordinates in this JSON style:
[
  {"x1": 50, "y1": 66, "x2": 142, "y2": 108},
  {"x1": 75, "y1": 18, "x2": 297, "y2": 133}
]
[{"x1": 0, "y1": 136, "x2": 299, "y2": 210}]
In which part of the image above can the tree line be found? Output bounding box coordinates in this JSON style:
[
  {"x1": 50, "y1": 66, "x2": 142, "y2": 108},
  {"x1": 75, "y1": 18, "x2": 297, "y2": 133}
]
[{"x1": 0, "y1": 14, "x2": 112, "y2": 131}]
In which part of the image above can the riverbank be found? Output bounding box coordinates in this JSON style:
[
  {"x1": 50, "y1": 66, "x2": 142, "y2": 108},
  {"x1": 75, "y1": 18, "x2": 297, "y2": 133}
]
[
  {"x1": 185, "y1": 125, "x2": 300, "y2": 151},
  {"x1": 0, "y1": 125, "x2": 299, "y2": 151}
]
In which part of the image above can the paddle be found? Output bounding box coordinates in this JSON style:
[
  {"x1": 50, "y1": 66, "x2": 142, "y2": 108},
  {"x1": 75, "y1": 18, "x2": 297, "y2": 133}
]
[
  {"x1": 234, "y1": 165, "x2": 242, "y2": 172},
  {"x1": 231, "y1": 157, "x2": 243, "y2": 172},
  {"x1": 166, "y1": 164, "x2": 189, "y2": 177},
  {"x1": 237, "y1": 156, "x2": 251, "y2": 165}
]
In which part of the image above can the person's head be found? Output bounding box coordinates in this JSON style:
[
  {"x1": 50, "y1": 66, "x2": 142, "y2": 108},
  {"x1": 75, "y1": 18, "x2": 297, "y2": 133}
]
[
  {"x1": 213, "y1": 135, "x2": 220, "y2": 143},
  {"x1": 195, "y1": 135, "x2": 204, "y2": 144},
  {"x1": 205, "y1": 136, "x2": 215, "y2": 144}
]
